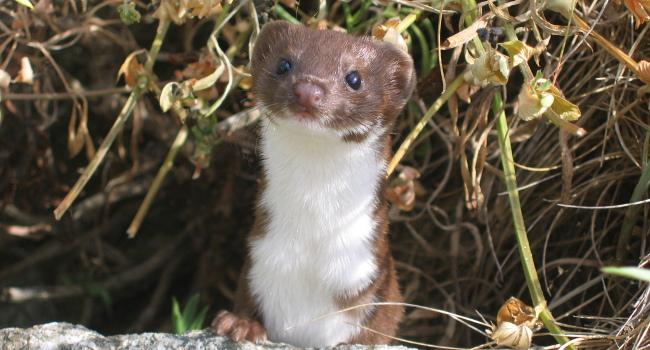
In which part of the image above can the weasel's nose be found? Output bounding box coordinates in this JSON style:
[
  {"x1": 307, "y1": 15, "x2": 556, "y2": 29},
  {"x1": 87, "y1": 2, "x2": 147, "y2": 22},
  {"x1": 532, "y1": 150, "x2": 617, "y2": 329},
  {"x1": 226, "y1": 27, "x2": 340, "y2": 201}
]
[{"x1": 294, "y1": 83, "x2": 324, "y2": 109}]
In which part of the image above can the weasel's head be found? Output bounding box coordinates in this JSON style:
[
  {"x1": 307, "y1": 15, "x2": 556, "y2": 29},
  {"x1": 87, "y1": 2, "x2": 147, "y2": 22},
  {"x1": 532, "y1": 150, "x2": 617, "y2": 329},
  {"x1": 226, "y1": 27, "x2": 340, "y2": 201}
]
[{"x1": 251, "y1": 21, "x2": 416, "y2": 142}]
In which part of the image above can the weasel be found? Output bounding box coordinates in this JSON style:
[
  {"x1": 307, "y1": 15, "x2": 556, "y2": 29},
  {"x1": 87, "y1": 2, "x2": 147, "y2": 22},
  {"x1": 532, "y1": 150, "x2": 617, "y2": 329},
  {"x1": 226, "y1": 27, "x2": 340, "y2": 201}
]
[{"x1": 212, "y1": 21, "x2": 416, "y2": 347}]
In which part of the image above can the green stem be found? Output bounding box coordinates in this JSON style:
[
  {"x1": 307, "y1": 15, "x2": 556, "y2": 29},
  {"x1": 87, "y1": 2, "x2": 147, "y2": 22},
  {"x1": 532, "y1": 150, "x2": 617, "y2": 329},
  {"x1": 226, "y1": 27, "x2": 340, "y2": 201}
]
[
  {"x1": 469, "y1": 0, "x2": 574, "y2": 346},
  {"x1": 493, "y1": 95, "x2": 544, "y2": 302},
  {"x1": 272, "y1": 5, "x2": 302, "y2": 25},
  {"x1": 146, "y1": 21, "x2": 170, "y2": 72},
  {"x1": 395, "y1": 10, "x2": 421, "y2": 33},
  {"x1": 493, "y1": 93, "x2": 574, "y2": 349}
]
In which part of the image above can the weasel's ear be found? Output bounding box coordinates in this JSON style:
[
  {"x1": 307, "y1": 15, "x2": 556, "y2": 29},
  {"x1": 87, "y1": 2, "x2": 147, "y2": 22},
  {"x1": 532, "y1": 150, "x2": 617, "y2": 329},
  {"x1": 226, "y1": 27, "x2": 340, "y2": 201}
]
[
  {"x1": 379, "y1": 42, "x2": 416, "y2": 109},
  {"x1": 251, "y1": 21, "x2": 294, "y2": 71}
]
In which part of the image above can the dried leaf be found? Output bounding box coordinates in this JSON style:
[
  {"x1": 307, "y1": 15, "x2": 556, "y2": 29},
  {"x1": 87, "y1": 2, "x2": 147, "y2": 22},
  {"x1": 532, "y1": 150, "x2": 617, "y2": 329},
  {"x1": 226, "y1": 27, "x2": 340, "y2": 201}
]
[
  {"x1": 193, "y1": 64, "x2": 225, "y2": 91},
  {"x1": 0, "y1": 70, "x2": 10, "y2": 90},
  {"x1": 117, "y1": 51, "x2": 145, "y2": 87},
  {"x1": 67, "y1": 105, "x2": 94, "y2": 159},
  {"x1": 615, "y1": 0, "x2": 650, "y2": 28},
  {"x1": 497, "y1": 297, "x2": 536, "y2": 325},
  {"x1": 441, "y1": 14, "x2": 492, "y2": 49},
  {"x1": 372, "y1": 18, "x2": 408, "y2": 53},
  {"x1": 546, "y1": 109, "x2": 587, "y2": 136},
  {"x1": 11, "y1": 18, "x2": 28, "y2": 30},
  {"x1": 518, "y1": 75, "x2": 581, "y2": 122},
  {"x1": 533, "y1": 36, "x2": 550, "y2": 66},
  {"x1": 187, "y1": 0, "x2": 224, "y2": 18},
  {"x1": 549, "y1": 92, "x2": 580, "y2": 121},
  {"x1": 543, "y1": 84, "x2": 581, "y2": 121},
  {"x1": 152, "y1": 1, "x2": 184, "y2": 25},
  {"x1": 383, "y1": 27, "x2": 408, "y2": 53},
  {"x1": 387, "y1": 166, "x2": 421, "y2": 211},
  {"x1": 517, "y1": 82, "x2": 549, "y2": 121},
  {"x1": 470, "y1": 47, "x2": 509, "y2": 84},
  {"x1": 488, "y1": 297, "x2": 546, "y2": 349},
  {"x1": 490, "y1": 321, "x2": 533, "y2": 349},
  {"x1": 499, "y1": 40, "x2": 539, "y2": 68},
  {"x1": 153, "y1": 0, "x2": 228, "y2": 24},
  {"x1": 637, "y1": 60, "x2": 650, "y2": 83},
  {"x1": 16, "y1": 57, "x2": 34, "y2": 84}
]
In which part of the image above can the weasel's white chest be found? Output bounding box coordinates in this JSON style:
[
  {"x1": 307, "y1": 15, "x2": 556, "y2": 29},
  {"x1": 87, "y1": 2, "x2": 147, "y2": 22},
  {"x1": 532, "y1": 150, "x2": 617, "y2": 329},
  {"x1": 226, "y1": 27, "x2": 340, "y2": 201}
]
[{"x1": 248, "y1": 119, "x2": 385, "y2": 347}]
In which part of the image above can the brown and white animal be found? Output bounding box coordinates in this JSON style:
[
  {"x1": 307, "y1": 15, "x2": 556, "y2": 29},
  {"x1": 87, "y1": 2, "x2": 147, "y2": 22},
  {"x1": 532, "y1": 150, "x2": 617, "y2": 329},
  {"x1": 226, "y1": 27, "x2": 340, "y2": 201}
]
[{"x1": 213, "y1": 20, "x2": 416, "y2": 347}]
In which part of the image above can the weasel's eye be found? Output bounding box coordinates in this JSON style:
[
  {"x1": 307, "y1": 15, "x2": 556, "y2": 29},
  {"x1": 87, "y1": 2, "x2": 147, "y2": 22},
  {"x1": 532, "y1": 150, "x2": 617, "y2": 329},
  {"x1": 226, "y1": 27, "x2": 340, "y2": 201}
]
[
  {"x1": 276, "y1": 60, "x2": 292, "y2": 75},
  {"x1": 345, "y1": 71, "x2": 361, "y2": 90}
]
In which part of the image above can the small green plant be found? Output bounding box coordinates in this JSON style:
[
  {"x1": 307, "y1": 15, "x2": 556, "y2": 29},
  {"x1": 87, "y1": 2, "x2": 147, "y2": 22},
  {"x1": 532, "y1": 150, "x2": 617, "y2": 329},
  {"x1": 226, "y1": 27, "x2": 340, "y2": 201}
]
[
  {"x1": 118, "y1": 1, "x2": 141, "y2": 25},
  {"x1": 171, "y1": 294, "x2": 209, "y2": 334}
]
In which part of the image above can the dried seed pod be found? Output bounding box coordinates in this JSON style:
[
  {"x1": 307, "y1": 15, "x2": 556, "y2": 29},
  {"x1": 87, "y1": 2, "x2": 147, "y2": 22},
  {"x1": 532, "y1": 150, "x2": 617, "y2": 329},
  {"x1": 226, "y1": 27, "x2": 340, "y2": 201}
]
[
  {"x1": 491, "y1": 321, "x2": 533, "y2": 349},
  {"x1": 497, "y1": 297, "x2": 536, "y2": 325},
  {"x1": 470, "y1": 47, "x2": 509, "y2": 84}
]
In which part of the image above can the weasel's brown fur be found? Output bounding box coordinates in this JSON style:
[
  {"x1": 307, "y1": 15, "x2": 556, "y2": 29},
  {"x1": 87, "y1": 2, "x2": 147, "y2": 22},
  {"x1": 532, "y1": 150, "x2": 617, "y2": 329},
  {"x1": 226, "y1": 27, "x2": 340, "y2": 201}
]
[{"x1": 213, "y1": 21, "x2": 415, "y2": 347}]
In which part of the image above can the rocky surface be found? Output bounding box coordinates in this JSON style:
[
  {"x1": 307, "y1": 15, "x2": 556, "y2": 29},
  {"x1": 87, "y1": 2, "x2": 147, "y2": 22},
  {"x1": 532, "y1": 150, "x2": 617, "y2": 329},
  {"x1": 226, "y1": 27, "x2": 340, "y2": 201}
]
[{"x1": 0, "y1": 322, "x2": 417, "y2": 350}]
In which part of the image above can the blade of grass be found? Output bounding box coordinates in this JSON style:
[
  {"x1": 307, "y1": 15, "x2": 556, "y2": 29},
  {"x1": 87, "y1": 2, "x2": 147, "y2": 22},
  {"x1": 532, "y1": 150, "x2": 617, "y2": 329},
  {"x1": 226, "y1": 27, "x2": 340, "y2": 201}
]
[
  {"x1": 602, "y1": 266, "x2": 650, "y2": 282},
  {"x1": 54, "y1": 74, "x2": 146, "y2": 220},
  {"x1": 408, "y1": 24, "x2": 431, "y2": 75},
  {"x1": 616, "y1": 145, "x2": 650, "y2": 262},
  {"x1": 272, "y1": 5, "x2": 302, "y2": 25},
  {"x1": 387, "y1": 73, "x2": 464, "y2": 176},
  {"x1": 172, "y1": 297, "x2": 185, "y2": 334},
  {"x1": 126, "y1": 125, "x2": 188, "y2": 237}
]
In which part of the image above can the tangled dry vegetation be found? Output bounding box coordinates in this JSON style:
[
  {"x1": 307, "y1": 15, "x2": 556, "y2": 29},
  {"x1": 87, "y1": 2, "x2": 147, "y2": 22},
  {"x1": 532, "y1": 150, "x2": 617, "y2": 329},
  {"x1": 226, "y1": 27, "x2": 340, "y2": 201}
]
[{"x1": 0, "y1": 0, "x2": 649, "y2": 348}]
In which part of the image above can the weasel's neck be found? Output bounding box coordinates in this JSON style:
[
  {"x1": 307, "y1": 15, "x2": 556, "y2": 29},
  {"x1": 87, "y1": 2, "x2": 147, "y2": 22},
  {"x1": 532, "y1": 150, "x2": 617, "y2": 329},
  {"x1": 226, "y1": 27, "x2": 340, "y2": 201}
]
[{"x1": 249, "y1": 118, "x2": 389, "y2": 347}]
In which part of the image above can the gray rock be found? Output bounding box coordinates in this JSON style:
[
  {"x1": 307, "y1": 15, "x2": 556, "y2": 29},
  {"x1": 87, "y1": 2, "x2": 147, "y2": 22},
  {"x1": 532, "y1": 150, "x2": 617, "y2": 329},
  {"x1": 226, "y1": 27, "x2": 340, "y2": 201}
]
[{"x1": 0, "y1": 323, "x2": 417, "y2": 350}]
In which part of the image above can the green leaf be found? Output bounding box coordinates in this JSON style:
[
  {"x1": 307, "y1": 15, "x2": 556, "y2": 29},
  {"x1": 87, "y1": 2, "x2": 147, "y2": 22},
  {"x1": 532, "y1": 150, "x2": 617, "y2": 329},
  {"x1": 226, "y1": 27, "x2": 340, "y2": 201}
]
[
  {"x1": 535, "y1": 79, "x2": 552, "y2": 92},
  {"x1": 85, "y1": 284, "x2": 112, "y2": 310},
  {"x1": 171, "y1": 296, "x2": 185, "y2": 334},
  {"x1": 601, "y1": 266, "x2": 650, "y2": 282},
  {"x1": 189, "y1": 306, "x2": 210, "y2": 330},
  {"x1": 182, "y1": 294, "x2": 200, "y2": 323}
]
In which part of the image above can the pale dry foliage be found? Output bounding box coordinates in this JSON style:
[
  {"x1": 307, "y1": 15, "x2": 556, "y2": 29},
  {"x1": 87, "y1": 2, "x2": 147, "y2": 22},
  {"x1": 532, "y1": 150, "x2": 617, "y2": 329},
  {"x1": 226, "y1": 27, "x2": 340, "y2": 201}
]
[{"x1": 392, "y1": 0, "x2": 650, "y2": 348}]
